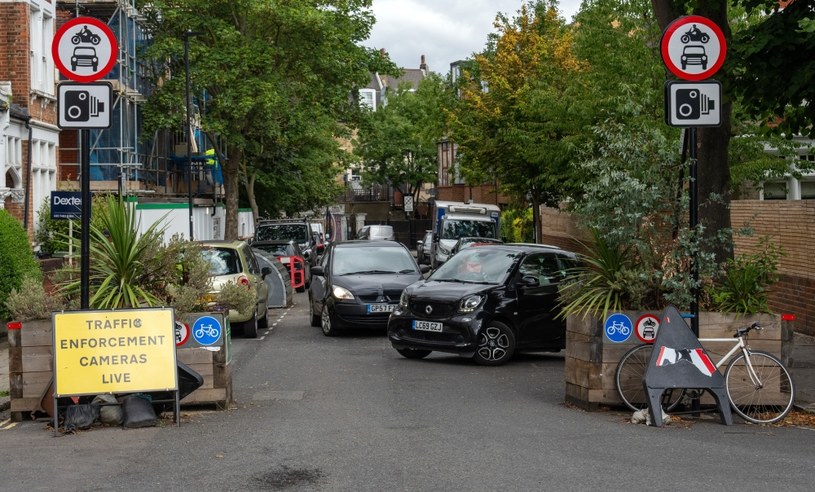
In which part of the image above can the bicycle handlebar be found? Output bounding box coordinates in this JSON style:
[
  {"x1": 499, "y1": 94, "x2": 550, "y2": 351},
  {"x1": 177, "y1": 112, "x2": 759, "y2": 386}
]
[{"x1": 735, "y1": 322, "x2": 762, "y2": 338}]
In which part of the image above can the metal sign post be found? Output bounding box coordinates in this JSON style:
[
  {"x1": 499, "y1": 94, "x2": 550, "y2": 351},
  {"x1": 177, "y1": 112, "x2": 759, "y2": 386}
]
[{"x1": 52, "y1": 16, "x2": 117, "y2": 309}]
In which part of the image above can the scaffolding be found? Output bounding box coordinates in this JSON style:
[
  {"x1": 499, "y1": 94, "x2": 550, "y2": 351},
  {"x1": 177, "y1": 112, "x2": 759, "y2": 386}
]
[{"x1": 56, "y1": 0, "x2": 219, "y2": 201}]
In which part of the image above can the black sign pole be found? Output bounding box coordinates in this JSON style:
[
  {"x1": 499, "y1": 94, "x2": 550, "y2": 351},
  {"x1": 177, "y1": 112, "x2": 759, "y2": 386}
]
[
  {"x1": 80, "y1": 129, "x2": 91, "y2": 309},
  {"x1": 689, "y1": 127, "x2": 699, "y2": 336}
]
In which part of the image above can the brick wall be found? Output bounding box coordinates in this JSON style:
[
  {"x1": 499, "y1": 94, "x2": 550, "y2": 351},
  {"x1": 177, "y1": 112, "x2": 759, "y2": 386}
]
[
  {"x1": 0, "y1": 3, "x2": 30, "y2": 107},
  {"x1": 732, "y1": 200, "x2": 815, "y2": 336},
  {"x1": 541, "y1": 201, "x2": 815, "y2": 336}
]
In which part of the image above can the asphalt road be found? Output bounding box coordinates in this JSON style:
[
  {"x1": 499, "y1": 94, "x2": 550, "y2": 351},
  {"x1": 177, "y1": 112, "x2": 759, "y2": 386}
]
[{"x1": 1, "y1": 292, "x2": 814, "y2": 491}]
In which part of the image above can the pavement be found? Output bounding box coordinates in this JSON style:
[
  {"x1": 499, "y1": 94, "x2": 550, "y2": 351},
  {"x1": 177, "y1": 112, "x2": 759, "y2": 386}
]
[{"x1": 1, "y1": 331, "x2": 814, "y2": 417}]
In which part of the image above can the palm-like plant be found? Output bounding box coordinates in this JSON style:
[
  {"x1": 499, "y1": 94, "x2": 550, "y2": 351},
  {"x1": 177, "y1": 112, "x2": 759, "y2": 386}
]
[
  {"x1": 557, "y1": 228, "x2": 634, "y2": 320},
  {"x1": 63, "y1": 196, "x2": 168, "y2": 309}
]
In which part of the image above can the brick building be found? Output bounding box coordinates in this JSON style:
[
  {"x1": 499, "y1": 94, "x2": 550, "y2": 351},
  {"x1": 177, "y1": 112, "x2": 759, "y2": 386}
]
[{"x1": 0, "y1": 0, "x2": 59, "y2": 237}]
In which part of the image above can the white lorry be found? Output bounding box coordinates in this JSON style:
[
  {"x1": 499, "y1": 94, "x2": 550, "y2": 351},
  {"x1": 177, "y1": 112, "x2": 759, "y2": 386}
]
[{"x1": 429, "y1": 200, "x2": 501, "y2": 269}]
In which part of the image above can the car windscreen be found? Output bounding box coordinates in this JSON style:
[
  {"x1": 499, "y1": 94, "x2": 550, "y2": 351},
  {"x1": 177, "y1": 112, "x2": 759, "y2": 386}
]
[
  {"x1": 201, "y1": 248, "x2": 242, "y2": 276},
  {"x1": 430, "y1": 248, "x2": 518, "y2": 285},
  {"x1": 441, "y1": 220, "x2": 495, "y2": 240},
  {"x1": 255, "y1": 224, "x2": 309, "y2": 242},
  {"x1": 332, "y1": 246, "x2": 418, "y2": 275}
]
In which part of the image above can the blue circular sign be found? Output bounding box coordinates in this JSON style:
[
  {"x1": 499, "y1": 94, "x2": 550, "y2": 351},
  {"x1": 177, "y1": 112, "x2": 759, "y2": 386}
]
[
  {"x1": 192, "y1": 315, "x2": 222, "y2": 346},
  {"x1": 604, "y1": 313, "x2": 633, "y2": 343}
]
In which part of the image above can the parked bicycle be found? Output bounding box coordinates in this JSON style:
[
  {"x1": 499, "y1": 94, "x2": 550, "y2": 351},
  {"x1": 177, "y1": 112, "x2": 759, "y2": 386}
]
[{"x1": 615, "y1": 322, "x2": 795, "y2": 424}]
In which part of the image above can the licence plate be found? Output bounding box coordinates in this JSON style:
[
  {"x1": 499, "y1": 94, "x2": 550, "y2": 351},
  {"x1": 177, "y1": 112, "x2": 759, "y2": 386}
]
[
  {"x1": 412, "y1": 320, "x2": 443, "y2": 332},
  {"x1": 367, "y1": 304, "x2": 395, "y2": 314}
]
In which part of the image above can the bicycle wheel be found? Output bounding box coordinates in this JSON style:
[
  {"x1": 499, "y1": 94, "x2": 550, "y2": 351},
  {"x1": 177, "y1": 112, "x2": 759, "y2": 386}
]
[
  {"x1": 615, "y1": 344, "x2": 685, "y2": 412},
  {"x1": 725, "y1": 351, "x2": 794, "y2": 424}
]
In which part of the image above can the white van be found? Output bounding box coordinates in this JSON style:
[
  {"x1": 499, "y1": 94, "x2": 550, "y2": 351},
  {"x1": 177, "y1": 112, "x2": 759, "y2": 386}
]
[{"x1": 357, "y1": 225, "x2": 395, "y2": 241}]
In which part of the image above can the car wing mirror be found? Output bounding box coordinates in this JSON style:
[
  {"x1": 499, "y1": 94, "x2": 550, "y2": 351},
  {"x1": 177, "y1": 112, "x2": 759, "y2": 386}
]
[
  {"x1": 420, "y1": 265, "x2": 431, "y2": 274},
  {"x1": 519, "y1": 275, "x2": 539, "y2": 287},
  {"x1": 311, "y1": 265, "x2": 324, "y2": 276},
  {"x1": 261, "y1": 266, "x2": 273, "y2": 278}
]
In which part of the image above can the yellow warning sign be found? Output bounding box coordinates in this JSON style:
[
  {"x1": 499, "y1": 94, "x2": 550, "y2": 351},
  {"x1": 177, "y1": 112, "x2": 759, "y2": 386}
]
[{"x1": 53, "y1": 308, "x2": 178, "y2": 396}]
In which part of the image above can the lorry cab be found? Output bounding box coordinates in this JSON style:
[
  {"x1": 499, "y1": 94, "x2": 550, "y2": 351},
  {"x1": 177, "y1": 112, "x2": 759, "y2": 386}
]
[{"x1": 430, "y1": 201, "x2": 500, "y2": 269}]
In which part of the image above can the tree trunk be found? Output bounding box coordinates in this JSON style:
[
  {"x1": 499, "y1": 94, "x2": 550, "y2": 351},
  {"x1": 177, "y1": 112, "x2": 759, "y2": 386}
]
[
  {"x1": 652, "y1": 0, "x2": 733, "y2": 264},
  {"x1": 245, "y1": 170, "x2": 259, "y2": 225},
  {"x1": 532, "y1": 195, "x2": 542, "y2": 244},
  {"x1": 223, "y1": 147, "x2": 241, "y2": 240}
]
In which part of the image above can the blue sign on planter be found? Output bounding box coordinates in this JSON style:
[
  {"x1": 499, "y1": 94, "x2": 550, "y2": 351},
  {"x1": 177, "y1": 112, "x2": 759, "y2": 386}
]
[
  {"x1": 192, "y1": 315, "x2": 222, "y2": 346},
  {"x1": 604, "y1": 313, "x2": 633, "y2": 343},
  {"x1": 50, "y1": 191, "x2": 82, "y2": 220}
]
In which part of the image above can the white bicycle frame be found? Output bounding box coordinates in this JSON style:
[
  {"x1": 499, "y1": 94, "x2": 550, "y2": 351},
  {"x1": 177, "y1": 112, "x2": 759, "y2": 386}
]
[{"x1": 698, "y1": 335, "x2": 763, "y2": 388}]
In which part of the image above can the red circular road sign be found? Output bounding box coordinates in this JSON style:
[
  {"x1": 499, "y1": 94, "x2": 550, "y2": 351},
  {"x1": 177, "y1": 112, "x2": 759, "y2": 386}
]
[
  {"x1": 661, "y1": 15, "x2": 726, "y2": 81},
  {"x1": 175, "y1": 321, "x2": 190, "y2": 347},
  {"x1": 52, "y1": 17, "x2": 118, "y2": 82},
  {"x1": 635, "y1": 314, "x2": 660, "y2": 344}
]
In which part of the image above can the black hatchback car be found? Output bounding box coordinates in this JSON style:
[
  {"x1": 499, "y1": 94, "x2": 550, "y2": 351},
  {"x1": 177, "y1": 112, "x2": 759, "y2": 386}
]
[
  {"x1": 388, "y1": 244, "x2": 578, "y2": 365},
  {"x1": 308, "y1": 240, "x2": 429, "y2": 336}
]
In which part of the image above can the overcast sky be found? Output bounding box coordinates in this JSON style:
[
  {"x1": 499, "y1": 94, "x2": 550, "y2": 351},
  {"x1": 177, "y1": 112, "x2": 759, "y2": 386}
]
[{"x1": 364, "y1": 0, "x2": 582, "y2": 75}]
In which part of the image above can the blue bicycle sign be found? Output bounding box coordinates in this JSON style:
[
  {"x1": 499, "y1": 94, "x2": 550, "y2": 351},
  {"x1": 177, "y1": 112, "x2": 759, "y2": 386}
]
[
  {"x1": 192, "y1": 315, "x2": 222, "y2": 346},
  {"x1": 604, "y1": 313, "x2": 633, "y2": 343}
]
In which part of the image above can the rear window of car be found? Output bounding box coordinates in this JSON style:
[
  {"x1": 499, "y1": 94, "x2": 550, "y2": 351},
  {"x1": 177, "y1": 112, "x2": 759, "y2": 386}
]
[
  {"x1": 255, "y1": 224, "x2": 309, "y2": 242},
  {"x1": 201, "y1": 248, "x2": 242, "y2": 276}
]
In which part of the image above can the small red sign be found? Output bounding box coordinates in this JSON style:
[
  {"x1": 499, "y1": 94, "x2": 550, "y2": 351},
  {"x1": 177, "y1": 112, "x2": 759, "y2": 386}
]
[
  {"x1": 635, "y1": 314, "x2": 660, "y2": 344},
  {"x1": 52, "y1": 17, "x2": 118, "y2": 82}
]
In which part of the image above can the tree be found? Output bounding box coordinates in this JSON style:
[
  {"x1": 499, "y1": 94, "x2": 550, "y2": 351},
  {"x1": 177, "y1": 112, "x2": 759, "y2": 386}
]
[
  {"x1": 142, "y1": 0, "x2": 389, "y2": 239},
  {"x1": 449, "y1": 1, "x2": 586, "y2": 241},
  {"x1": 730, "y1": 0, "x2": 815, "y2": 138},
  {"x1": 353, "y1": 74, "x2": 453, "y2": 210},
  {"x1": 651, "y1": 0, "x2": 733, "y2": 264}
]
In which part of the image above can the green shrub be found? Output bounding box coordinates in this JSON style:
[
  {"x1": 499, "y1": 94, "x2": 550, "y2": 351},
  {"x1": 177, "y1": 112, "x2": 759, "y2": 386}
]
[
  {"x1": 5, "y1": 275, "x2": 64, "y2": 321},
  {"x1": 0, "y1": 209, "x2": 42, "y2": 320},
  {"x1": 35, "y1": 197, "x2": 75, "y2": 256},
  {"x1": 706, "y1": 237, "x2": 782, "y2": 315}
]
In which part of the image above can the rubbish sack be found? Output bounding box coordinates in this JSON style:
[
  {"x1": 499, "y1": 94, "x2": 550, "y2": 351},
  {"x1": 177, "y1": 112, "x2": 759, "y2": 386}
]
[
  {"x1": 92, "y1": 394, "x2": 123, "y2": 426},
  {"x1": 64, "y1": 403, "x2": 99, "y2": 431},
  {"x1": 122, "y1": 394, "x2": 158, "y2": 429}
]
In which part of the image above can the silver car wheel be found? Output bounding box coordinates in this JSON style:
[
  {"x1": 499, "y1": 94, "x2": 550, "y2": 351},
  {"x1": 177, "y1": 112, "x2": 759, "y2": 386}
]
[{"x1": 477, "y1": 326, "x2": 510, "y2": 362}]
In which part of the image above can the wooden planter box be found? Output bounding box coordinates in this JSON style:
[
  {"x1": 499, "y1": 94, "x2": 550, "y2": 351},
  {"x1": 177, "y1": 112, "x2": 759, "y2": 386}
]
[
  {"x1": 7, "y1": 316, "x2": 233, "y2": 422},
  {"x1": 564, "y1": 311, "x2": 791, "y2": 410}
]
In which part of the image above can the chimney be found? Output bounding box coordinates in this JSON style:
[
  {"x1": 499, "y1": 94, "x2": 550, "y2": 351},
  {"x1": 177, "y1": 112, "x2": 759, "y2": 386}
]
[{"x1": 420, "y1": 54, "x2": 428, "y2": 74}]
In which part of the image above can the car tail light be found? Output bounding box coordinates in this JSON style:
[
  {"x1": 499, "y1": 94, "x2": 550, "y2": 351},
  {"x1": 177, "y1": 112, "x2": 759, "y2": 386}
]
[
  {"x1": 781, "y1": 313, "x2": 796, "y2": 321},
  {"x1": 238, "y1": 275, "x2": 251, "y2": 288}
]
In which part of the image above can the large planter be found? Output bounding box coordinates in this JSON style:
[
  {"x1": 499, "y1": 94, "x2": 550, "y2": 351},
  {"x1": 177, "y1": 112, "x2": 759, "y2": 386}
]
[
  {"x1": 6, "y1": 313, "x2": 234, "y2": 422},
  {"x1": 564, "y1": 311, "x2": 791, "y2": 410}
]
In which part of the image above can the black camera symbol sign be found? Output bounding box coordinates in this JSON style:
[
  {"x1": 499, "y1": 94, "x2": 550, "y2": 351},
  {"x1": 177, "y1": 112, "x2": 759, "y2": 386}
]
[
  {"x1": 675, "y1": 88, "x2": 715, "y2": 120},
  {"x1": 65, "y1": 90, "x2": 105, "y2": 122}
]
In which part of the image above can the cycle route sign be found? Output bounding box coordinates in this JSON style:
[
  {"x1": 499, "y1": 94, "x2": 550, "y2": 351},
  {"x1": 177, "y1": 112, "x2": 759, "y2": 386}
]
[
  {"x1": 191, "y1": 314, "x2": 223, "y2": 346},
  {"x1": 661, "y1": 15, "x2": 726, "y2": 81},
  {"x1": 604, "y1": 313, "x2": 633, "y2": 343}
]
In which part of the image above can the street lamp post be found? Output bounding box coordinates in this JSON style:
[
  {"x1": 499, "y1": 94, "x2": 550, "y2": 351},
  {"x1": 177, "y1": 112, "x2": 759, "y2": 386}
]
[{"x1": 184, "y1": 30, "x2": 201, "y2": 240}]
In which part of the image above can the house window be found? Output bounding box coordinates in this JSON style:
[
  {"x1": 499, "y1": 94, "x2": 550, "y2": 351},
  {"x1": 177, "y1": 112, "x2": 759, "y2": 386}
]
[
  {"x1": 29, "y1": 3, "x2": 55, "y2": 96},
  {"x1": 762, "y1": 181, "x2": 787, "y2": 200},
  {"x1": 801, "y1": 180, "x2": 815, "y2": 200},
  {"x1": 359, "y1": 89, "x2": 376, "y2": 111}
]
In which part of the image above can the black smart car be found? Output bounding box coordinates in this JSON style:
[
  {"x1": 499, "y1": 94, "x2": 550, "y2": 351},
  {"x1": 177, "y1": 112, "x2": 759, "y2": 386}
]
[
  {"x1": 388, "y1": 244, "x2": 578, "y2": 365},
  {"x1": 308, "y1": 240, "x2": 429, "y2": 336}
]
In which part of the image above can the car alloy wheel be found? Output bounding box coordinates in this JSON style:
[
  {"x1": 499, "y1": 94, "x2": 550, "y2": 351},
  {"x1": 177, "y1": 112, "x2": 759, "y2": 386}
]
[
  {"x1": 474, "y1": 322, "x2": 516, "y2": 366},
  {"x1": 321, "y1": 306, "x2": 337, "y2": 336}
]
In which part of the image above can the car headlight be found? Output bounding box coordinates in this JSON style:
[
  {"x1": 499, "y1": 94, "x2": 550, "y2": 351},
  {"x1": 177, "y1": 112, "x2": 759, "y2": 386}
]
[
  {"x1": 332, "y1": 285, "x2": 354, "y2": 300},
  {"x1": 399, "y1": 291, "x2": 409, "y2": 308},
  {"x1": 459, "y1": 295, "x2": 483, "y2": 313}
]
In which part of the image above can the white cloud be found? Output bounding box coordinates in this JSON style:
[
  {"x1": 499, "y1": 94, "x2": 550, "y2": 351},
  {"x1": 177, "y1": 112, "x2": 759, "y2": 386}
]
[{"x1": 365, "y1": 0, "x2": 582, "y2": 74}]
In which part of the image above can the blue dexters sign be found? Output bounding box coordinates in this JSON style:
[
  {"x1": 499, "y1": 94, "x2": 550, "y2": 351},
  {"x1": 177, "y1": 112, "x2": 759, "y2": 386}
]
[{"x1": 50, "y1": 191, "x2": 82, "y2": 220}]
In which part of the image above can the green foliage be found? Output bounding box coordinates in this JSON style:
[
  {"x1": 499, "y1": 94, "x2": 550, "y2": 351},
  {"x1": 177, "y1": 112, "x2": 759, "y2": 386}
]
[
  {"x1": 730, "y1": 0, "x2": 815, "y2": 137},
  {"x1": 557, "y1": 229, "x2": 634, "y2": 319},
  {"x1": 5, "y1": 275, "x2": 64, "y2": 322},
  {"x1": 35, "y1": 198, "x2": 73, "y2": 255},
  {"x1": 499, "y1": 208, "x2": 534, "y2": 243},
  {"x1": 141, "y1": 0, "x2": 391, "y2": 235},
  {"x1": 354, "y1": 74, "x2": 453, "y2": 202},
  {"x1": 215, "y1": 281, "x2": 256, "y2": 318},
  {"x1": 59, "y1": 197, "x2": 168, "y2": 309},
  {"x1": 163, "y1": 239, "x2": 213, "y2": 317},
  {"x1": 0, "y1": 209, "x2": 41, "y2": 321},
  {"x1": 706, "y1": 237, "x2": 782, "y2": 315}
]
